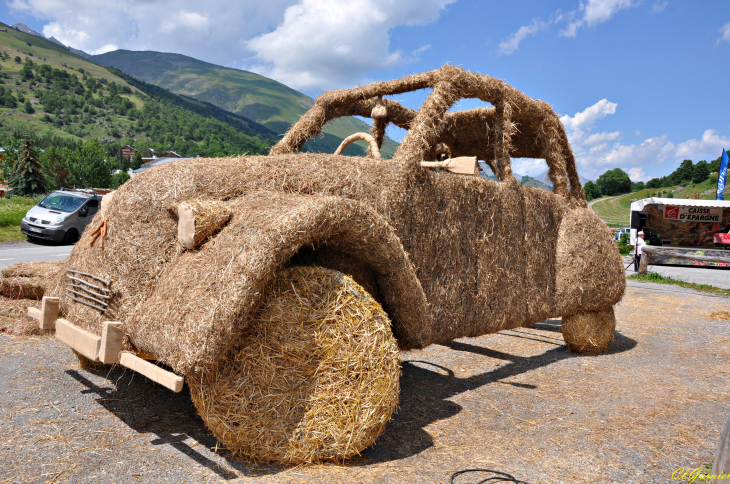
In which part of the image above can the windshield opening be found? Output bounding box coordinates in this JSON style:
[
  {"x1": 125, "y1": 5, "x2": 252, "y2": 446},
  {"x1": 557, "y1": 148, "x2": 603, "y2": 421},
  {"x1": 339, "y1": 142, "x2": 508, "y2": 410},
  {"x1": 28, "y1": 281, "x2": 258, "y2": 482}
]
[{"x1": 39, "y1": 192, "x2": 87, "y2": 213}]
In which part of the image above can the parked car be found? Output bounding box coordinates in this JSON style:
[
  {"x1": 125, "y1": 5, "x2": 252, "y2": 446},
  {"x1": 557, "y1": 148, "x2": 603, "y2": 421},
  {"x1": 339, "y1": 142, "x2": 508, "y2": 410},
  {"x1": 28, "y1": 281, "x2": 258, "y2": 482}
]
[{"x1": 21, "y1": 189, "x2": 102, "y2": 244}]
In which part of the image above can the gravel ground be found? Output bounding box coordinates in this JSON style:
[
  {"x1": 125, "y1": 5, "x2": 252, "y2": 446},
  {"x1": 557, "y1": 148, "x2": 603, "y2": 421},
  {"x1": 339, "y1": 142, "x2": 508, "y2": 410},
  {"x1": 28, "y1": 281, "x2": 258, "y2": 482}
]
[{"x1": 1, "y1": 282, "x2": 729, "y2": 484}]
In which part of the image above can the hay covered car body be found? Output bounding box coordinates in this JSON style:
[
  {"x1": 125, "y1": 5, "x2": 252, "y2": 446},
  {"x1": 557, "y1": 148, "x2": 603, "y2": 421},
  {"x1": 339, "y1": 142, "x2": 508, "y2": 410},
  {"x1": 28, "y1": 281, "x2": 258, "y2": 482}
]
[{"x1": 42, "y1": 66, "x2": 625, "y2": 464}]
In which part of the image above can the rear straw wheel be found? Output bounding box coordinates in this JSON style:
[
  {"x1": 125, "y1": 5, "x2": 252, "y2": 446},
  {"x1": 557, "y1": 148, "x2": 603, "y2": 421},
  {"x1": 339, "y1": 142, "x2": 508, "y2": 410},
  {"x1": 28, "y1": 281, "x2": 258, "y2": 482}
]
[
  {"x1": 561, "y1": 307, "x2": 616, "y2": 354},
  {"x1": 189, "y1": 265, "x2": 401, "y2": 464}
]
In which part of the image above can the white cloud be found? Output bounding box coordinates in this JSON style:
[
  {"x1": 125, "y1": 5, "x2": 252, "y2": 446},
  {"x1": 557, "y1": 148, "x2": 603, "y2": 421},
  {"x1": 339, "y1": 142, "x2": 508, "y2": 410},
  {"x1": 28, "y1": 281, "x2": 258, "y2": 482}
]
[
  {"x1": 674, "y1": 130, "x2": 730, "y2": 160},
  {"x1": 651, "y1": 1, "x2": 668, "y2": 14},
  {"x1": 412, "y1": 44, "x2": 431, "y2": 55},
  {"x1": 498, "y1": 18, "x2": 547, "y2": 55},
  {"x1": 719, "y1": 21, "x2": 730, "y2": 44},
  {"x1": 628, "y1": 167, "x2": 648, "y2": 182},
  {"x1": 560, "y1": 99, "x2": 730, "y2": 180},
  {"x1": 560, "y1": 98, "x2": 617, "y2": 131},
  {"x1": 42, "y1": 22, "x2": 89, "y2": 47},
  {"x1": 246, "y1": 0, "x2": 454, "y2": 90},
  {"x1": 584, "y1": 131, "x2": 621, "y2": 146},
  {"x1": 512, "y1": 158, "x2": 548, "y2": 177},
  {"x1": 8, "y1": 0, "x2": 298, "y2": 71},
  {"x1": 161, "y1": 11, "x2": 210, "y2": 34},
  {"x1": 90, "y1": 43, "x2": 118, "y2": 55},
  {"x1": 559, "y1": 99, "x2": 676, "y2": 179},
  {"x1": 561, "y1": 0, "x2": 637, "y2": 37}
]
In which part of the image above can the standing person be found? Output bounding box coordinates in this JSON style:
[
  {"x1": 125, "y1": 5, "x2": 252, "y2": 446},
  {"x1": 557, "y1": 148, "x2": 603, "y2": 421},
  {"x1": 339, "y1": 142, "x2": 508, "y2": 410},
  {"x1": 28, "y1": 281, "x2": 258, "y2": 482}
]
[{"x1": 634, "y1": 230, "x2": 646, "y2": 272}]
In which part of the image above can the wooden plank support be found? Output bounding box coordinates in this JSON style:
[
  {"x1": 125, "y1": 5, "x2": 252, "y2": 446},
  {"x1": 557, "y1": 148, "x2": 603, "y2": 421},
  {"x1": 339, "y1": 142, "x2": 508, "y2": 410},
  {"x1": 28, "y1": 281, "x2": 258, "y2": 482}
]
[
  {"x1": 40, "y1": 297, "x2": 59, "y2": 330},
  {"x1": 119, "y1": 352, "x2": 184, "y2": 393},
  {"x1": 99, "y1": 321, "x2": 124, "y2": 364},
  {"x1": 27, "y1": 307, "x2": 40, "y2": 321},
  {"x1": 55, "y1": 318, "x2": 101, "y2": 361}
]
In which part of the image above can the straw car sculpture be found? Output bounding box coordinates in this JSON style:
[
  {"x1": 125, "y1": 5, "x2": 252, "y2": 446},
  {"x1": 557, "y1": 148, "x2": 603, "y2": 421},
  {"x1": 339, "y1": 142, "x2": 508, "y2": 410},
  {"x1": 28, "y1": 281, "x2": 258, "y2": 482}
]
[{"x1": 32, "y1": 65, "x2": 625, "y2": 464}]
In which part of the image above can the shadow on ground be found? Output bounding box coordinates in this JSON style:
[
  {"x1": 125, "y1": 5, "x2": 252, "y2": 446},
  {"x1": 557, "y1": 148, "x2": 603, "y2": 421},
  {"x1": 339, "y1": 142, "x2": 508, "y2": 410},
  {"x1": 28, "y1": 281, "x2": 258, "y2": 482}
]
[{"x1": 66, "y1": 320, "x2": 637, "y2": 476}]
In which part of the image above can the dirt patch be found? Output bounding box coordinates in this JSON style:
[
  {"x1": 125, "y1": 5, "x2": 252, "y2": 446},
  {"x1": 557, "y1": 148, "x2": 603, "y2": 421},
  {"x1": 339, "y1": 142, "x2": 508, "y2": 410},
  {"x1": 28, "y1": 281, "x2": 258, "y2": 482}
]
[
  {"x1": 709, "y1": 310, "x2": 730, "y2": 321},
  {"x1": 0, "y1": 281, "x2": 728, "y2": 483}
]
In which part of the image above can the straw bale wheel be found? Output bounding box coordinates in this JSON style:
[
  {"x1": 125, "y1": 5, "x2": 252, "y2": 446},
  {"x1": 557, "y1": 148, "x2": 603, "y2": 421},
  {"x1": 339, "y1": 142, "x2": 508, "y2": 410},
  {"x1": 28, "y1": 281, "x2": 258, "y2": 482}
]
[
  {"x1": 188, "y1": 266, "x2": 401, "y2": 464},
  {"x1": 561, "y1": 309, "x2": 616, "y2": 354}
]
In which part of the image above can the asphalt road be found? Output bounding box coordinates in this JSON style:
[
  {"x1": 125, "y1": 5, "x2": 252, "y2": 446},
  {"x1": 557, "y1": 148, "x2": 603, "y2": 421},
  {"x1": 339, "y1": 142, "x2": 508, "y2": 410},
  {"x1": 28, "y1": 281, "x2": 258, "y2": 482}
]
[
  {"x1": 0, "y1": 240, "x2": 74, "y2": 270},
  {"x1": 622, "y1": 255, "x2": 730, "y2": 289}
]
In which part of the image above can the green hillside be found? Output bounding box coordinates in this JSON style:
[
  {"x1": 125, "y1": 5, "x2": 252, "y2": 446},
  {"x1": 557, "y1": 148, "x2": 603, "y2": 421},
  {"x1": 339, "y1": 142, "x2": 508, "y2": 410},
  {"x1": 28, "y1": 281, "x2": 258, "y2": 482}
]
[
  {"x1": 0, "y1": 24, "x2": 274, "y2": 157},
  {"x1": 519, "y1": 175, "x2": 551, "y2": 191},
  {"x1": 92, "y1": 50, "x2": 399, "y2": 158},
  {"x1": 591, "y1": 176, "x2": 730, "y2": 226}
]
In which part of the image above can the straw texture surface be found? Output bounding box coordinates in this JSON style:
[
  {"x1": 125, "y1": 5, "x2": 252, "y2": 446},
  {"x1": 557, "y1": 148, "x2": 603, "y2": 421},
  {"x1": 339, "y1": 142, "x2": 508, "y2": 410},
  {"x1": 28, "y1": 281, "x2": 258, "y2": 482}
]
[
  {"x1": 189, "y1": 265, "x2": 400, "y2": 464},
  {"x1": 561, "y1": 308, "x2": 616, "y2": 354}
]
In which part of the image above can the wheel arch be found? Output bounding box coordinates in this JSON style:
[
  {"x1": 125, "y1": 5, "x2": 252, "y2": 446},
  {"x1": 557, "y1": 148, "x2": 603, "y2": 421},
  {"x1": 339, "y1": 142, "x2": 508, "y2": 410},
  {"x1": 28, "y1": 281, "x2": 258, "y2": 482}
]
[{"x1": 130, "y1": 191, "x2": 432, "y2": 375}]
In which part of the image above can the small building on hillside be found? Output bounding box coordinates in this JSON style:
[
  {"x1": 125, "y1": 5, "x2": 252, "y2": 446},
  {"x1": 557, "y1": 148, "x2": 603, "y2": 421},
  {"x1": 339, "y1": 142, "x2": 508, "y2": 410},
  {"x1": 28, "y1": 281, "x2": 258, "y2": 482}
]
[
  {"x1": 162, "y1": 150, "x2": 182, "y2": 158},
  {"x1": 121, "y1": 145, "x2": 137, "y2": 159}
]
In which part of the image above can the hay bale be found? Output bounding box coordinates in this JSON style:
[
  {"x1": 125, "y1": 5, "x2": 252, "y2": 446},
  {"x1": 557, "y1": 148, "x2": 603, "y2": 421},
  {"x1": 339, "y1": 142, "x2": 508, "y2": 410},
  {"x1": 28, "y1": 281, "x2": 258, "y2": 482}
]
[
  {"x1": 0, "y1": 261, "x2": 64, "y2": 300},
  {"x1": 1, "y1": 260, "x2": 64, "y2": 279},
  {"x1": 561, "y1": 308, "x2": 616, "y2": 354},
  {"x1": 189, "y1": 265, "x2": 401, "y2": 464}
]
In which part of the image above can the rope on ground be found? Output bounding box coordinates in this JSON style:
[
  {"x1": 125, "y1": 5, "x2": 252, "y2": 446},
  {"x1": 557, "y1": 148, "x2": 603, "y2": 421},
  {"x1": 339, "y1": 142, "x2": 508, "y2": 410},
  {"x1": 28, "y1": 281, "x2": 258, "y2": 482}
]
[{"x1": 450, "y1": 468, "x2": 530, "y2": 484}]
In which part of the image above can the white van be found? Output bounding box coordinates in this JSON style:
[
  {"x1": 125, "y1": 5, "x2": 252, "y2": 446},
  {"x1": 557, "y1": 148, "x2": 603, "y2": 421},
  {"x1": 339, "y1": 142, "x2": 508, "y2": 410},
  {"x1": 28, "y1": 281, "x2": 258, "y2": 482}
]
[
  {"x1": 21, "y1": 189, "x2": 102, "y2": 244},
  {"x1": 614, "y1": 227, "x2": 630, "y2": 241}
]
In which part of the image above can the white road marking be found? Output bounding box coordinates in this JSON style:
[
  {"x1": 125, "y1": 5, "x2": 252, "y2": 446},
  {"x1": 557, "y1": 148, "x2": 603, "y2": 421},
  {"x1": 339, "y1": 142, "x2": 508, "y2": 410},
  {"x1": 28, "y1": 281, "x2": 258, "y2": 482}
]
[{"x1": 0, "y1": 258, "x2": 13, "y2": 261}]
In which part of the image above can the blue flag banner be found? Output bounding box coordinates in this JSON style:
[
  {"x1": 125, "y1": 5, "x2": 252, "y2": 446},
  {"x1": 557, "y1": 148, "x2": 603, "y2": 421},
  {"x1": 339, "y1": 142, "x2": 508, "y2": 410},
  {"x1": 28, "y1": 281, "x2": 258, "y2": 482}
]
[{"x1": 718, "y1": 149, "x2": 729, "y2": 201}]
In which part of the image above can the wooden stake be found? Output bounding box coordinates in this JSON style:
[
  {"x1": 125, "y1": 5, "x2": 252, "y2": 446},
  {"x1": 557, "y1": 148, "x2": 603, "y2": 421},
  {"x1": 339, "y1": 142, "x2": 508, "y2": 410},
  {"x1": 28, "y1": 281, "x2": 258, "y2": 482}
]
[
  {"x1": 39, "y1": 296, "x2": 59, "y2": 330},
  {"x1": 99, "y1": 321, "x2": 123, "y2": 364}
]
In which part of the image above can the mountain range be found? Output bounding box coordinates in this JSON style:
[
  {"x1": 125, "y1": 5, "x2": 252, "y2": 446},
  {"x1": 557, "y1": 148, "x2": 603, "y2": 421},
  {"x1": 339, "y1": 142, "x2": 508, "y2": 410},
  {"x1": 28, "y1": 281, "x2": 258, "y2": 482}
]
[
  {"x1": 91, "y1": 50, "x2": 398, "y2": 157},
  {"x1": 4, "y1": 24, "x2": 396, "y2": 157},
  {"x1": 10, "y1": 22, "x2": 91, "y2": 59}
]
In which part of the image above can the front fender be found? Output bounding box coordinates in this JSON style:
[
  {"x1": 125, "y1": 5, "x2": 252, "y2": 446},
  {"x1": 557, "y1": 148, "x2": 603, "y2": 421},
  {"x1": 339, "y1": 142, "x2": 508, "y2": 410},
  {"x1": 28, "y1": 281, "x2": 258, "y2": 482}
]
[
  {"x1": 130, "y1": 191, "x2": 431, "y2": 374},
  {"x1": 554, "y1": 208, "x2": 625, "y2": 316}
]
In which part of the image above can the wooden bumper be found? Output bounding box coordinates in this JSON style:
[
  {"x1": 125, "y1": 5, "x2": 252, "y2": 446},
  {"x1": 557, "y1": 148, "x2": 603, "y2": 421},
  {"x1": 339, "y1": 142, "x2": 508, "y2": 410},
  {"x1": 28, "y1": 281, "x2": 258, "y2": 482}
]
[{"x1": 28, "y1": 297, "x2": 184, "y2": 392}]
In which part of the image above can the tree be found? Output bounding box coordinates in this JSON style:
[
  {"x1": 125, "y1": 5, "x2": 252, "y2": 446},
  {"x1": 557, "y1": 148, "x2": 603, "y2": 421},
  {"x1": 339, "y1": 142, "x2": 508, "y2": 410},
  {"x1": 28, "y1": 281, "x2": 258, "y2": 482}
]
[
  {"x1": 40, "y1": 146, "x2": 69, "y2": 189},
  {"x1": 110, "y1": 171, "x2": 130, "y2": 189},
  {"x1": 596, "y1": 168, "x2": 631, "y2": 196},
  {"x1": 114, "y1": 146, "x2": 129, "y2": 171},
  {"x1": 64, "y1": 139, "x2": 111, "y2": 188},
  {"x1": 11, "y1": 137, "x2": 46, "y2": 196},
  {"x1": 13, "y1": 56, "x2": 21, "y2": 63},
  {"x1": 583, "y1": 180, "x2": 601, "y2": 201},
  {"x1": 131, "y1": 151, "x2": 143, "y2": 170},
  {"x1": 23, "y1": 100, "x2": 34, "y2": 114},
  {"x1": 692, "y1": 160, "x2": 710, "y2": 184},
  {"x1": 631, "y1": 181, "x2": 645, "y2": 192},
  {"x1": 670, "y1": 159, "x2": 694, "y2": 185}
]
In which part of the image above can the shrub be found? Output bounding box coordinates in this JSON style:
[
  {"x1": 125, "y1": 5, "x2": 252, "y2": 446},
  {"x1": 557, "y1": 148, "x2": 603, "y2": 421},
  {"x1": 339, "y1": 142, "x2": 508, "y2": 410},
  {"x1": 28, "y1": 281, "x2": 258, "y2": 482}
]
[
  {"x1": 110, "y1": 171, "x2": 130, "y2": 189},
  {"x1": 616, "y1": 233, "x2": 632, "y2": 256}
]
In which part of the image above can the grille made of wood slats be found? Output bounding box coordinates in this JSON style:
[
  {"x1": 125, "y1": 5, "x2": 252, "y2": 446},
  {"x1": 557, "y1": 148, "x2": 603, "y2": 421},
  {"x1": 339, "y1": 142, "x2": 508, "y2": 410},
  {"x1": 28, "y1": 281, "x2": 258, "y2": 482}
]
[{"x1": 65, "y1": 270, "x2": 111, "y2": 313}]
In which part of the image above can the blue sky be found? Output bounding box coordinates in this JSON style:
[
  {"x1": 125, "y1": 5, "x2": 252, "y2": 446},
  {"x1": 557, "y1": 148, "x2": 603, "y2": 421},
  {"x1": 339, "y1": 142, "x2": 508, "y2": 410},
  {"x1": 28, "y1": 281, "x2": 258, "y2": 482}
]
[{"x1": 1, "y1": 0, "x2": 729, "y2": 180}]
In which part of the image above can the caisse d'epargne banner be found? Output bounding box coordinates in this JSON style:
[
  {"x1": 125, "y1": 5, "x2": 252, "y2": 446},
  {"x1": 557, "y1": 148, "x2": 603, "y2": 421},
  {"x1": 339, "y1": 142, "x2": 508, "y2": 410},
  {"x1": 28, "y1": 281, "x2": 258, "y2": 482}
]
[{"x1": 663, "y1": 205, "x2": 724, "y2": 222}]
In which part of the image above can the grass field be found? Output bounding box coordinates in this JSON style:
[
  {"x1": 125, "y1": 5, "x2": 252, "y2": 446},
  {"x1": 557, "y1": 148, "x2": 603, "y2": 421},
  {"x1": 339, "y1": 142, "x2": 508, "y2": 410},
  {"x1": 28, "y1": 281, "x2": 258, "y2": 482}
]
[
  {"x1": 0, "y1": 195, "x2": 40, "y2": 242},
  {"x1": 627, "y1": 272, "x2": 730, "y2": 297},
  {"x1": 591, "y1": 176, "x2": 730, "y2": 226}
]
